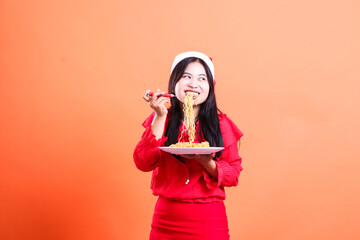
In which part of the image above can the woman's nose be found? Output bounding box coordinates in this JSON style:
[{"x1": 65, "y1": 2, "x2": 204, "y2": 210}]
[{"x1": 188, "y1": 78, "x2": 197, "y2": 87}]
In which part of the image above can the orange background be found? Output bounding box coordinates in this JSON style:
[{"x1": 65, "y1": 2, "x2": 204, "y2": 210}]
[{"x1": 1, "y1": 1, "x2": 360, "y2": 239}]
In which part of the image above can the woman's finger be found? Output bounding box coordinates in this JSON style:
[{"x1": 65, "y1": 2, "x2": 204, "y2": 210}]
[
  {"x1": 152, "y1": 89, "x2": 165, "y2": 99},
  {"x1": 151, "y1": 97, "x2": 170, "y2": 110},
  {"x1": 142, "y1": 89, "x2": 151, "y2": 102},
  {"x1": 149, "y1": 89, "x2": 165, "y2": 105},
  {"x1": 156, "y1": 96, "x2": 170, "y2": 105}
]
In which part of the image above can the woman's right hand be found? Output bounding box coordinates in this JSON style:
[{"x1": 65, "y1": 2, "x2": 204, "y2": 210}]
[{"x1": 143, "y1": 89, "x2": 170, "y2": 117}]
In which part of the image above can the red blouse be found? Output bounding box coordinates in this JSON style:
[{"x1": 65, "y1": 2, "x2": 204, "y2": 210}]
[{"x1": 133, "y1": 112, "x2": 244, "y2": 203}]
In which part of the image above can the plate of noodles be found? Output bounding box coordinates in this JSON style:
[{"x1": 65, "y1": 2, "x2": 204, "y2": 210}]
[{"x1": 159, "y1": 147, "x2": 224, "y2": 155}]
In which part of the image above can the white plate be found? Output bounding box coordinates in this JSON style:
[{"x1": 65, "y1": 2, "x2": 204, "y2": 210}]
[{"x1": 159, "y1": 147, "x2": 224, "y2": 155}]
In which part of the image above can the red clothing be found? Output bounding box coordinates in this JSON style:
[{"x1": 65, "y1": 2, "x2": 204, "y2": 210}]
[
  {"x1": 133, "y1": 112, "x2": 243, "y2": 203},
  {"x1": 150, "y1": 197, "x2": 229, "y2": 240}
]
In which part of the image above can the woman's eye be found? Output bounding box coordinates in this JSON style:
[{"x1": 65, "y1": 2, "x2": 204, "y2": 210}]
[
  {"x1": 183, "y1": 75, "x2": 191, "y2": 79},
  {"x1": 200, "y1": 77, "x2": 207, "y2": 81}
]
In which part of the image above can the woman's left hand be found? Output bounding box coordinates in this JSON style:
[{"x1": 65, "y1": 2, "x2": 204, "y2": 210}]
[
  {"x1": 179, "y1": 153, "x2": 215, "y2": 165},
  {"x1": 179, "y1": 153, "x2": 218, "y2": 179}
]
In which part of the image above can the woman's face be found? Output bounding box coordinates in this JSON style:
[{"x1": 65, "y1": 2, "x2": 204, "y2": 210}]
[{"x1": 174, "y1": 60, "x2": 210, "y2": 107}]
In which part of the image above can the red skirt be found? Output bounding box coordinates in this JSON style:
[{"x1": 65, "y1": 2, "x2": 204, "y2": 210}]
[{"x1": 150, "y1": 197, "x2": 230, "y2": 240}]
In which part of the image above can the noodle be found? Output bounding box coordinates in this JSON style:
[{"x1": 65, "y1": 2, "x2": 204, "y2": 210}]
[{"x1": 169, "y1": 93, "x2": 210, "y2": 148}]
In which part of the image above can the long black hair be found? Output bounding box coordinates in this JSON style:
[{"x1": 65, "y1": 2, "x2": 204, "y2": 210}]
[{"x1": 164, "y1": 57, "x2": 224, "y2": 158}]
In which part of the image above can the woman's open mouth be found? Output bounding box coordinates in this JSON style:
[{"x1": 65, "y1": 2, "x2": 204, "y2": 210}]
[{"x1": 185, "y1": 90, "x2": 200, "y2": 97}]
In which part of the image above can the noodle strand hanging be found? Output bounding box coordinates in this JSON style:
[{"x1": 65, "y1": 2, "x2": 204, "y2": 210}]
[{"x1": 170, "y1": 93, "x2": 210, "y2": 148}]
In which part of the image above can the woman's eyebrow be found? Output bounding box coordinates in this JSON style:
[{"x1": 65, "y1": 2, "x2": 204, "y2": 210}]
[{"x1": 183, "y1": 72, "x2": 207, "y2": 77}]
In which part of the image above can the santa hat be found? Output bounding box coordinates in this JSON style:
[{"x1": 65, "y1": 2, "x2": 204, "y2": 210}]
[{"x1": 170, "y1": 51, "x2": 215, "y2": 81}]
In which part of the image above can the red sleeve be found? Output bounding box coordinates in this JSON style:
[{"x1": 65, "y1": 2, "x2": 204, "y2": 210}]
[
  {"x1": 219, "y1": 113, "x2": 244, "y2": 148},
  {"x1": 133, "y1": 113, "x2": 168, "y2": 172},
  {"x1": 203, "y1": 114, "x2": 244, "y2": 188}
]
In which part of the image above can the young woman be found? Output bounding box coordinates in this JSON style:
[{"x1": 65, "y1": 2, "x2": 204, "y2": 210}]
[{"x1": 133, "y1": 51, "x2": 244, "y2": 240}]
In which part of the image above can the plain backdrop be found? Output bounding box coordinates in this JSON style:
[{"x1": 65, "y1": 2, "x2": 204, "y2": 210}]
[{"x1": 1, "y1": 0, "x2": 360, "y2": 239}]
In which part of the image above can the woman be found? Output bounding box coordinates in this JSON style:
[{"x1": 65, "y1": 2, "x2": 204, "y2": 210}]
[{"x1": 133, "y1": 51, "x2": 244, "y2": 239}]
